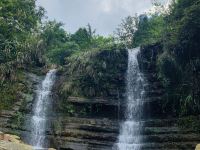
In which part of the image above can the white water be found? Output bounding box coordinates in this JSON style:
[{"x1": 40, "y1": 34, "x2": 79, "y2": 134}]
[
  {"x1": 116, "y1": 48, "x2": 145, "y2": 150},
  {"x1": 30, "y1": 69, "x2": 57, "y2": 148}
]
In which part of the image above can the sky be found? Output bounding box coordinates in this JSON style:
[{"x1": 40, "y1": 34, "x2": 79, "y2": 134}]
[{"x1": 36, "y1": 0, "x2": 155, "y2": 36}]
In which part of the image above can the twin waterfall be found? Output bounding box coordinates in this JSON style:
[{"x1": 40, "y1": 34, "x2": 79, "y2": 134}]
[
  {"x1": 27, "y1": 48, "x2": 144, "y2": 150},
  {"x1": 30, "y1": 69, "x2": 57, "y2": 148},
  {"x1": 116, "y1": 48, "x2": 145, "y2": 150}
]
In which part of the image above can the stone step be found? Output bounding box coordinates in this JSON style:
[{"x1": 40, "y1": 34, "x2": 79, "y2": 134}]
[
  {"x1": 57, "y1": 136, "x2": 114, "y2": 146},
  {"x1": 57, "y1": 140, "x2": 112, "y2": 150},
  {"x1": 55, "y1": 117, "x2": 191, "y2": 129},
  {"x1": 57, "y1": 136, "x2": 198, "y2": 150},
  {"x1": 10, "y1": 127, "x2": 200, "y2": 150},
  {"x1": 57, "y1": 129, "x2": 117, "y2": 142},
  {"x1": 58, "y1": 140, "x2": 196, "y2": 150},
  {"x1": 58, "y1": 120, "x2": 198, "y2": 136},
  {"x1": 60, "y1": 122, "x2": 118, "y2": 133},
  {"x1": 53, "y1": 124, "x2": 200, "y2": 143}
]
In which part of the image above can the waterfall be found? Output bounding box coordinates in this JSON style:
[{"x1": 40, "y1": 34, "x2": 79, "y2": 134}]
[
  {"x1": 29, "y1": 69, "x2": 57, "y2": 148},
  {"x1": 116, "y1": 48, "x2": 145, "y2": 150}
]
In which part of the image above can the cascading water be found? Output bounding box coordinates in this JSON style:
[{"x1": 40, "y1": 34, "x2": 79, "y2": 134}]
[
  {"x1": 116, "y1": 48, "x2": 145, "y2": 150},
  {"x1": 29, "y1": 69, "x2": 57, "y2": 149}
]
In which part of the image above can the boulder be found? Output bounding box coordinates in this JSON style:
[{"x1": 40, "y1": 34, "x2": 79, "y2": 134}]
[
  {"x1": 0, "y1": 131, "x2": 57, "y2": 150},
  {"x1": 196, "y1": 144, "x2": 200, "y2": 150}
]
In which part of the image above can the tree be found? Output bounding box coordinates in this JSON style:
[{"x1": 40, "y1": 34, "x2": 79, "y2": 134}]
[
  {"x1": 0, "y1": 0, "x2": 45, "y2": 82},
  {"x1": 46, "y1": 42, "x2": 79, "y2": 65},
  {"x1": 133, "y1": 14, "x2": 165, "y2": 46},
  {"x1": 42, "y1": 20, "x2": 68, "y2": 50},
  {"x1": 71, "y1": 27, "x2": 92, "y2": 49},
  {"x1": 115, "y1": 16, "x2": 138, "y2": 47}
]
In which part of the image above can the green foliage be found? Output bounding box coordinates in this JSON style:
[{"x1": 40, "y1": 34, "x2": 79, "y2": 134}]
[
  {"x1": 161, "y1": 0, "x2": 200, "y2": 115},
  {"x1": 117, "y1": 0, "x2": 200, "y2": 116},
  {"x1": 0, "y1": 0, "x2": 45, "y2": 82},
  {"x1": 42, "y1": 20, "x2": 71, "y2": 65},
  {"x1": 1, "y1": 0, "x2": 199, "y2": 118},
  {"x1": 42, "y1": 21, "x2": 121, "y2": 65},
  {"x1": 46, "y1": 42, "x2": 79, "y2": 65},
  {"x1": 0, "y1": 0, "x2": 123, "y2": 111},
  {"x1": 71, "y1": 28, "x2": 92, "y2": 49},
  {"x1": 91, "y1": 36, "x2": 114, "y2": 49},
  {"x1": 58, "y1": 48, "x2": 127, "y2": 98},
  {"x1": 10, "y1": 111, "x2": 25, "y2": 129},
  {"x1": 133, "y1": 14, "x2": 165, "y2": 47},
  {"x1": 0, "y1": 71, "x2": 26, "y2": 110},
  {"x1": 150, "y1": 0, "x2": 200, "y2": 116},
  {"x1": 42, "y1": 20, "x2": 68, "y2": 50},
  {"x1": 166, "y1": 0, "x2": 200, "y2": 65},
  {"x1": 0, "y1": 0, "x2": 47, "y2": 110},
  {"x1": 116, "y1": 14, "x2": 165, "y2": 47}
]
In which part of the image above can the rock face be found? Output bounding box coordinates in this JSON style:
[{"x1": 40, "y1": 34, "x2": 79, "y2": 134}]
[
  {"x1": 50, "y1": 49, "x2": 128, "y2": 149},
  {"x1": 52, "y1": 116, "x2": 118, "y2": 150},
  {"x1": 136, "y1": 44, "x2": 200, "y2": 150},
  {"x1": 139, "y1": 43, "x2": 165, "y2": 118},
  {"x1": 0, "y1": 49, "x2": 127, "y2": 150},
  {"x1": 0, "y1": 72, "x2": 41, "y2": 132},
  {"x1": 51, "y1": 47, "x2": 200, "y2": 150},
  {"x1": 0, "y1": 72, "x2": 43, "y2": 148}
]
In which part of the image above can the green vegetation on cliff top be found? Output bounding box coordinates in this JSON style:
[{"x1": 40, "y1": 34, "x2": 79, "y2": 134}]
[
  {"x1": 0, "y1": 0, "x2": 125, "y2": 110},
  {"x1": 0, "y1": 0, "x2": 200, "y2": 118}
]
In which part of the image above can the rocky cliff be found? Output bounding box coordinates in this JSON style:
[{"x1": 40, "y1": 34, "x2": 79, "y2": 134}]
[
  {"x1": 52, "y1": 46, "x2": 200, "y2": 150},
  {"x1": 0, "y1": 48, "x2": 127, "y2": 150},
  {"x1": 137, "y1": 44, "x2": 200, "y2": 150},
  {"x1": 1, "y1": 47, "x2": 200, "y2": 150},
  {"x1": 51, "y1": 49, "x2": 127, "y2": 149}
]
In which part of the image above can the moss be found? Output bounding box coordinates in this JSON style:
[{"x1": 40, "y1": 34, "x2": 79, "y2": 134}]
[
  {"x1": 0, "y1": 70, "x2": 26, "y2": 110},
  {"x1": 0, "y1": 69, "x2": 35, "y2": 111}
]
